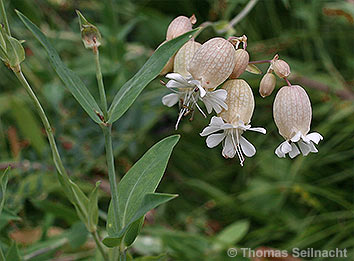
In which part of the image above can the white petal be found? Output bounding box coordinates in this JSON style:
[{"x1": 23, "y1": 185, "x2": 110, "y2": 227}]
[
  {"x1": 212, "y1": 89, "x2": 228, "y2": 100},
  {"x1": 298, "y1": 140, "x2": 311, "y2": 156},
  {"x1": 281, "y1": 141, "x2": 292, "y2": 154},
  {"x1": 162, "y1": 93, "x2": 180, "y2": 107},
  {"x1": 165, "y1": 73, "x2": 186, "y2": 83},
  {"x1": 210, "y1": 116, "x2": 225, "y2": 127},
  {"x1": 206, "y1": 133, "x2": 225, "y2": 148},
  {"x1": 291, "y1": 131, "x2": 302, "y2": 142},
  {"x1": 222, "y1": 134, "x2": 236, "y2": 158},
  {"x1": 306, "y1": 132, "x2": 323, "y2": 144},
  {"x1": 166, "y1": 80, "x2": 182, "y2": 89},
  {"x1": 239, "y1": 136, "x2": 256, "y2": 157},
  {"x1": 248, "y1": 127, "x2": 267, "y2": 134},
  {"x1": 198, "y1": 86, "x2": 206, "y2": 97},
  {"x1": 220, "y1": 123, "x2": 235, "y2": 130},
  {"x1": 275, "y1": 142, "x2": 286, "y2": 158},
  {"x1": 203, "y1": 99, "x2": 213, "y2": 114},
  {"x1": 289, "y1": 143, "x2": 300, "y2": 158},
  {"x1": 309, "y1": 142, "x2": 318, "y2": 153},
  {"x1": 200, "y1": 126, "x2": 221, "y2": 136}
]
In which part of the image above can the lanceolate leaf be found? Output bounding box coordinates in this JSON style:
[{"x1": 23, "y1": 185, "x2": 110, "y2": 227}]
[
  {"x1": 103, "y1": 193, "x2": 178, "y2": 247},
  {"x1": 107, "y1": 29, "x2": 198, "y2": 124},
  {"x1": 16, "y1": 10, "x2": 103, "y2": 124},
  {"x1": 103, "y1": 135, "x2": 180, "y2": 247}
]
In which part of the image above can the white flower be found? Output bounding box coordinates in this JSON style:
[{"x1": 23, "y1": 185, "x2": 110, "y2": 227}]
[
  {"x1": 161, "y1": 73, "x2": 228, "y2": 129},
  {"x1": 200, "y1": 116, "x2": 266, "y2": 166},
  {"x1": 275, "y1": 131, "x2": 323, "y2": 158},
  {"x1": 273, "y1": 85, "x2": 323, "y2": 158}
]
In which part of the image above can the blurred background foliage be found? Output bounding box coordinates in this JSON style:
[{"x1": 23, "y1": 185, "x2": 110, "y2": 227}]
[{"x1": 0, "y1": 0, "x2": 353, "y2": 260}]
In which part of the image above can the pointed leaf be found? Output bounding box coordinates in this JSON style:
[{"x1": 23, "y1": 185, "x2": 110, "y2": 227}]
[
  {"x1": 103, "y1": 135, "x2": 180, "y2": 247},
  {"x1": 16, "y1": 10, "x2": 103, "y2": 124},
  {"x1": 107, "y1": 29, "x2": 197, "y2": 124},
  {"x1": 88, "y1": 181, "x2": 101, "y2": 232},
  {"x1": 103, "y1": 193, "x2": 177, "y2": 247},
  {"x1": 246, "y1": 64, "x2": 262, "y2": 74}
]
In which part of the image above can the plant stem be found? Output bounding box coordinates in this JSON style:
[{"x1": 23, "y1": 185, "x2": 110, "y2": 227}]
[
  {"x1": 0, "y1": 0, "x2": 10, "y2": 35},
  {"x1": 14, "y1": 69, "x2": 69, "y2": 181},
  {"x1": 93, "y1": 47, "x2": 108, "y2": 120},
  {"x1": 102, "y1": 125, "x2": 120, "y2": 233},
  {"x1": 92, "y1": 231, "x2": 108, "y2": 260},
  {"x1": 217, "y1": 0, "x2": 259, "y2": 33},
  {"x1": 93, "y1": 45, "x2": 120, "y2": 260}
]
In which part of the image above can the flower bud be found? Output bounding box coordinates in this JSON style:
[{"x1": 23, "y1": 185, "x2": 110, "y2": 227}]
[
  {"x1": 219, "y1": 79, "x2": 254, "y2": 125},
  {"x1": 76, "y1": 10, "x2": 101, "y2": 49},
  {"x1": 272, "y1": 59, "x2": 290, "y2": 78},
  {"x1": 174, "y1": 40, "x2": 201, "y2": 77},
  {"x1": 259, "y1": 73, "x2": 276, "y2": 98},
  {"x1": 229, "y1": 49, "x2": 249, "y2": 79},
  {"x1": 273, "y1": 85, "x2": 311, "y2": 140},
  {"x1": 166, "y1": 15, "x2": 195, "y2": 41},
  {"x1": 188, "y1": 37, "x2": 235, "y2": 90},
  {"x1": 157, "y1": 41, "x2": 174, "y2": 75}
]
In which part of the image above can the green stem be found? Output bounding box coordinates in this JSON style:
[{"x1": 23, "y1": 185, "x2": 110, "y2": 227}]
[
  {"x1": 93, "y1": 48, "x2": 108, "y2": 120},
  {"x1": 0, "y1": 0, "x2": 10, "y2": 36},
  {"x1": 14, "y1": 69, "x2": 69, "y2": 181},
  {"x1": 102, "y1": 125, "x2": 120, "y2": 236},
  {"x1": 91, "y1": 231, "x2": 108, "y2": 260}
]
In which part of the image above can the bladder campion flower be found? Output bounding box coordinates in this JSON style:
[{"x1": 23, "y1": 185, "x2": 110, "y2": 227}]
[
  {"x1": 273, "y1": 85, "x2": 323, "y2": 158},
  {"x1": 163, "y1": 37, "x2": 236, "y2": 129},
  {"x1": 200, "y1": 79, "x2": 266, "y2": 166}
]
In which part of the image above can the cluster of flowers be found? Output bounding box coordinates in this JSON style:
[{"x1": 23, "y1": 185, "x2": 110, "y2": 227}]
[{"x1": 157, "y1": 15, "x2": 323, "y2": 166}]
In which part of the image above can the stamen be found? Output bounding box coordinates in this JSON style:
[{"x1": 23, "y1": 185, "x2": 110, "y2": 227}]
[{"x1": 233, "y1": 129, "x2": 244, "y2": 166}]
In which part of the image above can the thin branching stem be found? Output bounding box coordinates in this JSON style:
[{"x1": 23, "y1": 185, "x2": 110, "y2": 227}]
[
  {"x1": 93, "y1": 47, "x2": 108, "y2": 119},
  {"x1": 217, "y1": 0, "x2": 259, "y2": 33},
  {"x1": 92, "y1": 230, "x2": 109, "y2": 260}
]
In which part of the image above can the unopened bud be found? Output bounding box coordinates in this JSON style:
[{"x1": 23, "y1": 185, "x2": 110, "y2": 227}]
[
  {"x1": 76, "y1": 10, "x2": 101, "y2": 50},
  {"x1": 272, "y1": 59, "x2": 290, "y2": 78},
  {"x1": 166, "y1": 15, "x2": 195, "y2": 41},
  {"x1": 188, "y1": 37, "x2": 235, "y2": 90},
  {"x1": 219, "y1": 79, "x2": 254, "y2": 125},
  {"x1": 273, "y1": 85, "x2": 311, "y2": 140},
  {"x1": 174, "y1": 40, "x2": 201, "y2": 77},
  {"x1": 259, "y1": 73, "x2": 276, "y2": 98},
  {"x1": 229, "y1": 49, "x2": 249, "y2": 79}
]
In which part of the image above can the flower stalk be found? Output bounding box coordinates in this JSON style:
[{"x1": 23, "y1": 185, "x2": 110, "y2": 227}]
[{"x1": 93, "y1": 46, "x2": 108, "y2": 119}]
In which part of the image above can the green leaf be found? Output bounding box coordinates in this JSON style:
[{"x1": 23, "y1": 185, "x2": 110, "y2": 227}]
[
  {"x1": 69, "y1": 180, "x2": 89, "y2": 226},
  {"x1": 213, "y1": 220, "x2": 249, "y2": 250},
  {"x1": 103, "y1": 193, "x2": 178, "y2": 247},
  {"x1": 16, "y1": 10, "x2": 103, "y2": 124},
  {"x1": 88, "y1": 181, "x2": 101, "y2": 232},
  {"x1": 5, "y1": 242, "x2": 22, "y2": 261},
  {"x1": 246, "y1": 64, "x2": 262, "y2": 74},
  {"x1": 107, "y1": 29, "x2": 197, "y2": 124},
  {"x1": 0, "y1": 167, "x2": 9, "y2": 215},
  {"x1": 103, "y1": 135, "x2": 180, "y2": 247}
]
